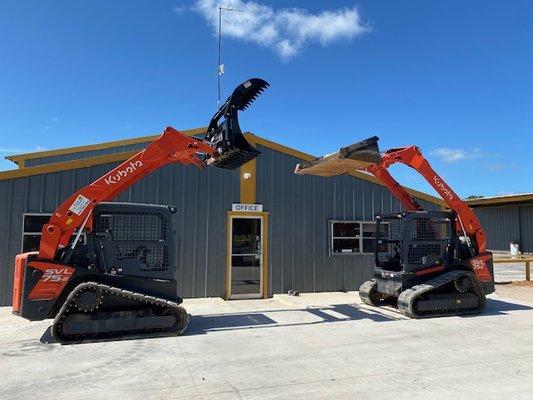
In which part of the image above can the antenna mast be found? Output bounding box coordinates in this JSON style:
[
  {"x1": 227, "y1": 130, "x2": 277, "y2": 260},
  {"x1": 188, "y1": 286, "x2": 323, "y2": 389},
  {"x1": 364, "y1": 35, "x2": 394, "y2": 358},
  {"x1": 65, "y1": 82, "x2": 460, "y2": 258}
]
[{"x1": 217, "y1": 4, "x2": 244, "y2": 105}]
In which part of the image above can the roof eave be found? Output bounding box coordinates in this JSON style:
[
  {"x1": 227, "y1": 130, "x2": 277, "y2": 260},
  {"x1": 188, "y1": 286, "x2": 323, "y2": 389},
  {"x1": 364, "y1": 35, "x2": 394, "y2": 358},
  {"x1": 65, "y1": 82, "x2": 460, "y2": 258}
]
[{"x1": 0, "y1": 129, "x2": 445, "y2": 207}]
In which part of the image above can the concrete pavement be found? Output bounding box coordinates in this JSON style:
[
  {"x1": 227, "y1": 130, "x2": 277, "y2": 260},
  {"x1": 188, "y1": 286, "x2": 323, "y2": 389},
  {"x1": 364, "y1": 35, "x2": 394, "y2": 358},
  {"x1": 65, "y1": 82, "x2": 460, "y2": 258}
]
[
  {"x1": 492, "y1": 261, "x2": 529, "y2": 282},
  {"x1": 1, "y1": 292, "x2": 532, "y2": 400}
]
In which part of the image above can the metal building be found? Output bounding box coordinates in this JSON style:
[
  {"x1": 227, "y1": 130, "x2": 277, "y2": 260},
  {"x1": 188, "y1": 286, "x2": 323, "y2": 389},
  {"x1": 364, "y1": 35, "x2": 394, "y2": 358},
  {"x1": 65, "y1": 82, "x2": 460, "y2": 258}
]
[
  {"x1": 468, "y1": 194, "x2": 533, "y2": 253},
  {"x1": 0, "y1": 128, "x2": 442, "y2": 306}
]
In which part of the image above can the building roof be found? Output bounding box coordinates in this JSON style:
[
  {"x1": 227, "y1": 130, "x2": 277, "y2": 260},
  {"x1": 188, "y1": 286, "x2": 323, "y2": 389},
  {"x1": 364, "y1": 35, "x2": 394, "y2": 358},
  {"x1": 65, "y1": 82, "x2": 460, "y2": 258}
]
[
  {"x1": 0, "y1": 127, "x2": 445, "y2": 207},
  {"x1": 466, "y1": 193, "x2": 533, "y2": 207}
]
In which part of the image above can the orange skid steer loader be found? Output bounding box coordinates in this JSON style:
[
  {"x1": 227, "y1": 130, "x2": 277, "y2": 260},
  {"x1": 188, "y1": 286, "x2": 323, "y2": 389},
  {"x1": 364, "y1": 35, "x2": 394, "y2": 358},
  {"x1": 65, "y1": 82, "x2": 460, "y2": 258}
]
[
  {"x1": 296, "y1": 136, "x2": 494, "y2": 317},
  {"x1": 12, "y1": 78, "x2": 269, "y2": 343}
]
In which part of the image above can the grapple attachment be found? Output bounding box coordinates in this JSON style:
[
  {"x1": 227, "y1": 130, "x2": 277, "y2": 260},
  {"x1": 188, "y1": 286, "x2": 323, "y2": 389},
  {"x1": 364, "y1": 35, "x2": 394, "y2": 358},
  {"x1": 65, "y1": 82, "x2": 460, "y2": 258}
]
[
  {"x1": 295, "y1": 136, "x2": 382, "y2": 177},
  {"x1": 205, "y1": 78, "x2": 269, "y2": 169}
]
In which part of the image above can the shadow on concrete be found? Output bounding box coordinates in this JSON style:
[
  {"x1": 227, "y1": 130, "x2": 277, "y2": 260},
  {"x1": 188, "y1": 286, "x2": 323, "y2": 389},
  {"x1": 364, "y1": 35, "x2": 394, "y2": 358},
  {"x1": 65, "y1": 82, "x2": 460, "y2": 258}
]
[
  {"x1": 37, "y1": 303, "x2": 401, "y2": 342},
  {"x1": 38, "y1": 298, "x2": 532, "y2": 342},
  {"x1": 184, "y1": 303, "x2": 400, "y2": 336},
  {"x1": 483, "y1": 298, "x2": 533, "y2": 316}
]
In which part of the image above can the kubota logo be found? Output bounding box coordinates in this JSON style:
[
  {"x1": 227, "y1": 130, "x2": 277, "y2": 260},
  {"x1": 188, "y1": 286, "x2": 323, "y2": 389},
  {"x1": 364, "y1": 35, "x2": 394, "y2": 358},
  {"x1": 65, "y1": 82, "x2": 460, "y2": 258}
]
[
  {"x1": 104, "y1": 161, "x2": 143, "y2": 185},
  {"x1": 433, "y1": 176, "x2": 454, "y2": 201},
  {"x1": 42, "y1": 268, "x2": 73, "y2": 282}
]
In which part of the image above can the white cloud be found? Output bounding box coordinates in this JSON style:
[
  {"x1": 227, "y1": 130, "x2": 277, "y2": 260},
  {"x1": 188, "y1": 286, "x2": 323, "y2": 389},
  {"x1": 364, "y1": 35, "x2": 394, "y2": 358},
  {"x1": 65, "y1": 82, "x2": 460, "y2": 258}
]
[
  {"x1": 189, "y1": 1, "x2": 369, "y2": 59},
  {"x1": 173, "y1": 5, "x2": 190, "y2": 14},
  {"x1": 430, "y1": 147, "x2": 490, "y2": 163}
]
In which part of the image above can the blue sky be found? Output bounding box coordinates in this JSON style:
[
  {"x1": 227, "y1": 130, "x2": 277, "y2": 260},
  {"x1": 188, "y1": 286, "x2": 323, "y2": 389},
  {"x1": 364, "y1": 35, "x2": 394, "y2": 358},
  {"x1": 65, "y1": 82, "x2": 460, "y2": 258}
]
[{"x1": 0, "y1": 0, "x2": 531, "y2": 198}]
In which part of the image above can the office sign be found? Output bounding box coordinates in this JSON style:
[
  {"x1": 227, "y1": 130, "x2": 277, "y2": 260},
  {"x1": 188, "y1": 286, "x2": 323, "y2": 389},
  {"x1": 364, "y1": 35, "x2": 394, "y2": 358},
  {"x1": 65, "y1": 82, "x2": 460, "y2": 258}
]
[{"x1": 232, "y1": 203, "x2": 263, "y2": 212}]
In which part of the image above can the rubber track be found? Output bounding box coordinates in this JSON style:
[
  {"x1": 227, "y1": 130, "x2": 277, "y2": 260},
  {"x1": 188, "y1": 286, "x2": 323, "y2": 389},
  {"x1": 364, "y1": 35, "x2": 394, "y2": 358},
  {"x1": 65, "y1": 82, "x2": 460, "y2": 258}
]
[
  {"x1": 397, "y1": 270, "x2": 486, "y2": 318},
  {"x1": 359, "y1": 280, "x2": 379, "y2": 306},
  {"x1": 52, "y1": 282, "x2": 189, "y2": 344}
]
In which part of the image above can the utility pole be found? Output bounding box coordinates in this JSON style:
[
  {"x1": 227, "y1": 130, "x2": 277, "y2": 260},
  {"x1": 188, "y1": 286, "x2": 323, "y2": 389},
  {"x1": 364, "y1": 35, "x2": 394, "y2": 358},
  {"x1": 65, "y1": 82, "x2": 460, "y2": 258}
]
[{"x1": 217, "y1": 4, "x2": 244, "y2": 105}]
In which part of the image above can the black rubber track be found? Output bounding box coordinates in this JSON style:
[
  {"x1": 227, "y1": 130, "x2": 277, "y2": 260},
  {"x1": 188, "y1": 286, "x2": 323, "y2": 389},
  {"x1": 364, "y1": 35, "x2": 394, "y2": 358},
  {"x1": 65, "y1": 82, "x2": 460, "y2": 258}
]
[
  {"x1": 397, "y1": 270, "x2": 486, "y2": 318},
  {"x1": 359, "y1": 280, "x2": 380, "y2": 306},
  {"x1": 359, "y1": 270, "x2": 486, "y2": 318},
  {"x1": 52, "y1": 282, "x2": 189, "y2": 344}
]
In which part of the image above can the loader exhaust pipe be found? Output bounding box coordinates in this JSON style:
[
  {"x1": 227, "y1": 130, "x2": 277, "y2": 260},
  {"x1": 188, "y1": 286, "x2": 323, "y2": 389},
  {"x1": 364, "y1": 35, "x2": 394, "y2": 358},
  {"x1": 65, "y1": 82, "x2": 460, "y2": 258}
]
[{"x1": 204, "y1": 78, "x2": 269, "y2": 170}]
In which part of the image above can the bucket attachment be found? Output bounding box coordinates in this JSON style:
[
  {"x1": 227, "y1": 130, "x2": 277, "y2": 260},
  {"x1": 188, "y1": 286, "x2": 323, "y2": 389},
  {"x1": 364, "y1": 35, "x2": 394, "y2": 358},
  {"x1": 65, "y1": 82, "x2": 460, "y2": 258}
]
[
  {"x1": 205, "y1": 78, "x2": 269, "y2": 169},
  {"x1": 295, "y1": 136, "x2": 382, "y2": 177}
]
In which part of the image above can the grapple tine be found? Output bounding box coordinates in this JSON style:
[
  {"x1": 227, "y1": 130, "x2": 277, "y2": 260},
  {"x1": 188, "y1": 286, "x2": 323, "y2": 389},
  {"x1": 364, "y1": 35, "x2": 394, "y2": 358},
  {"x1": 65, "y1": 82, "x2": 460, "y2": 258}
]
[{"x1": 204, "y1": 78, "x2": 270, "y2": 169}]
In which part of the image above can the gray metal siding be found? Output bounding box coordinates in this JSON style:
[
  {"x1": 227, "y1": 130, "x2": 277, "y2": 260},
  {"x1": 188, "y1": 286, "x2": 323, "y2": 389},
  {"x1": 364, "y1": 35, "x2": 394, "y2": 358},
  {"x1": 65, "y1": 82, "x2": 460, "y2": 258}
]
[
  {"x1": 519, "y1": 206, "x2": 533, "y2": 253},
  {"x1": 255, "y1": 145, "x2": 439, "y2": 294},
  {"x1": 0, "y1": 143, "x2": 444, "y2": 306},
  {"x1": 474, "y1": 205, "x2": 533, "y2": 252},
  {"x1": 0, "y1": 162, "x2": 239, "y2": 305},
  {"x1": 24, "y1": 142, "x2": 151, "y2": 167}
]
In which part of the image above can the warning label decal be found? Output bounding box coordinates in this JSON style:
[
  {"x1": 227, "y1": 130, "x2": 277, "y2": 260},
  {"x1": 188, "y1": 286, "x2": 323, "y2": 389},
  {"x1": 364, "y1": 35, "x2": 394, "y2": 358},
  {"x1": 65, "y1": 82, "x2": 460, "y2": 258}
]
[{"x1": 69, "y1": 195, "x2": 91, "y2": 216}]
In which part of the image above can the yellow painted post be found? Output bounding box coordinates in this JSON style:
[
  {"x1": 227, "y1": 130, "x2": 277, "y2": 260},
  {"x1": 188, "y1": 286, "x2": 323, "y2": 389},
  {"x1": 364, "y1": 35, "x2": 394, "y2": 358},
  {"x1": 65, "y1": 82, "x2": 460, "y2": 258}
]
[
  {"x1": 240, "y1": 134, "x2": 257, "y2": 204},
  {"x1": 526, "y1": 261, "x2": 531, "y2": 281}
]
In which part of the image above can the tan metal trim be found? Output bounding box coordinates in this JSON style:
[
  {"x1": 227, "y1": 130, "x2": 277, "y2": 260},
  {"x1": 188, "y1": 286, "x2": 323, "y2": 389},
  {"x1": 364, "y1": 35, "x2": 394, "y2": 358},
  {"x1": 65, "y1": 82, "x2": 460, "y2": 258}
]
[
  {"x1": 5, "y1": 127, "x2": 207, "y2": 166},
  {"x1": 245, "y1": 133, "x2": 314, "y2": 161},
  {"x1": 0, "y1": 151, "x2": 140, "y2": 181},
  {"x1": 225, "y1": 211, "x2": 270, "y2": 300},
  {"x1": 247, "y1": 133, "x2": 444, "y2": 207},
  {"x1": 467, "y1": 194, "x2": 533, "y2": 207},
  {"x1": 240, "y1": 135, "x2": 257, "y2": 203}
]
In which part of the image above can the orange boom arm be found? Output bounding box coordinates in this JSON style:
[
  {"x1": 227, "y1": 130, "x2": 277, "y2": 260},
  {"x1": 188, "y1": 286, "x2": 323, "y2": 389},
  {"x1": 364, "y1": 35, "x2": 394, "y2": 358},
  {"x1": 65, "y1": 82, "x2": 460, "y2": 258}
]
[
  {"x1": 364, "y1": 146, "x2": 487, "y2": 254},
  {"x1": 38, "y1": 127, "x2": 216, "y2": 261}
]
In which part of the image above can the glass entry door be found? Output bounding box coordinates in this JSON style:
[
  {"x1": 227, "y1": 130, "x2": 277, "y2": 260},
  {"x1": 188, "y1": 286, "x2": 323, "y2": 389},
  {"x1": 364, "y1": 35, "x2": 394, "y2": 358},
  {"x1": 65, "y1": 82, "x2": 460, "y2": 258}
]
[{"x1": 229, "y1": 217, "x2": 262, "y2": 299}]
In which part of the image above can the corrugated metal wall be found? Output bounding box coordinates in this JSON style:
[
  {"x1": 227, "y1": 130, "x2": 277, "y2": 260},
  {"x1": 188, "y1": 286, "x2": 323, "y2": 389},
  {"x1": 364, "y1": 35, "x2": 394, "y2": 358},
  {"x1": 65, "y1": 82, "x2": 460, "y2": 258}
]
[
  {"x1": 474, "y1": 205, "x2": 533, "y2": 252},
  {"x1": 0, "y1": 162, "x2": 239, "y2": 305},
  {"x1": 0, "y1": 143, "x2": 444, "y2": 305},
  {"x1": 519, "y1": 206, "x2": 533, "y2": 252},
  {"x1": 255, "y1": 145, "x2": 439, "y2": 294},
  {"x1": 24, "y1": 142, "x2": 150, "y2": 167}
]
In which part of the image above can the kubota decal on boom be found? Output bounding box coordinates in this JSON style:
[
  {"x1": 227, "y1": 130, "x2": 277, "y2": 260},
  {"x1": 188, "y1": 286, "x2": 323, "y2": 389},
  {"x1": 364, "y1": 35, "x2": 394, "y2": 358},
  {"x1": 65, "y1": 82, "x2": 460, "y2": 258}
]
[
  {"x1": 433, "y1": 176, "x2": 454, "y2": 201},
  {"x1": 104, "y1": 160, "x2": 144, "y2": 185}
]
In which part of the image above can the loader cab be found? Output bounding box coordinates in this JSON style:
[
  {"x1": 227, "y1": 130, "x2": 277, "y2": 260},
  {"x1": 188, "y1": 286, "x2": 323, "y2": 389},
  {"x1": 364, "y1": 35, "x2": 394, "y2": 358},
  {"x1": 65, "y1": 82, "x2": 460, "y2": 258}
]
[
  {"x1": 374, "y1": 211, "x2": 458, "y2": 274},
  {"x1": 86, "y1": 202, "x2": 177, "y2": 280}
]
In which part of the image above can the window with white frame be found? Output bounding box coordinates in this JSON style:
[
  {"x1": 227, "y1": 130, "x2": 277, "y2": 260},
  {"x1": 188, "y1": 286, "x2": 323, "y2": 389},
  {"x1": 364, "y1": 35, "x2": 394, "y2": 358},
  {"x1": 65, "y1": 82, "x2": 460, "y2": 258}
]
[
  {"x1": 330, "y1": 220, "x2": 388, "y2": 255},
  {"x1": 21, "y1": 213, "x2": 86, "y2": 253}
]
